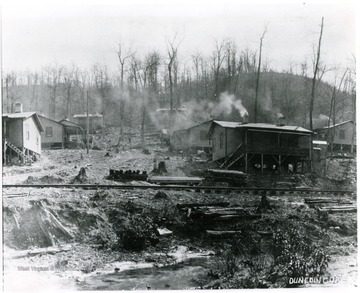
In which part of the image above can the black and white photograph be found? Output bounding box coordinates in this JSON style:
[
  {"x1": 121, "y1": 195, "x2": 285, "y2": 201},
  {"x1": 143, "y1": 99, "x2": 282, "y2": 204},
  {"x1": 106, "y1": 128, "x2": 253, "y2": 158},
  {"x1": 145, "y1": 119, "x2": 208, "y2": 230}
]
[{"x1": 1, "y1": 0, "x2": 358, "y2": 291}]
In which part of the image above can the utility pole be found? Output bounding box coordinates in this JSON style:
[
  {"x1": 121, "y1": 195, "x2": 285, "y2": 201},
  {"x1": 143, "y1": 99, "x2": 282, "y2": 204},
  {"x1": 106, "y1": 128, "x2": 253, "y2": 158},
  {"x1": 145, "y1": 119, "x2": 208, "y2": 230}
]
[
  {"x1": 86, "y1": 90, "x2": 90, "y2": 154},
  {"x1": 254, "y1": 28, "x2": 267, "y2": 123},
  {"x1": 309, "y1": 17, "x2": 324, "y2": 131}
]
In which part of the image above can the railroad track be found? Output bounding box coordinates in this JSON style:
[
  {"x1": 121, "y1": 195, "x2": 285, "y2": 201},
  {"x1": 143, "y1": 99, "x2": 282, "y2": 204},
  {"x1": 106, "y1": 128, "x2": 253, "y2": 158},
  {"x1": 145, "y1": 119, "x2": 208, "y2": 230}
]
[{"x1": 2, "y1": 184, "x2": 356, "y2": 196}]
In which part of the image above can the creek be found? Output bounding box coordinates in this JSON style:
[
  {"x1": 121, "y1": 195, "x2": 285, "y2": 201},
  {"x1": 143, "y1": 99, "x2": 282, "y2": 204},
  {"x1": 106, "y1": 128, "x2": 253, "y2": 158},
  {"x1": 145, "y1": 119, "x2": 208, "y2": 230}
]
[{"x1": 77, "y1": 257, "x2": 213, "y2": 290}]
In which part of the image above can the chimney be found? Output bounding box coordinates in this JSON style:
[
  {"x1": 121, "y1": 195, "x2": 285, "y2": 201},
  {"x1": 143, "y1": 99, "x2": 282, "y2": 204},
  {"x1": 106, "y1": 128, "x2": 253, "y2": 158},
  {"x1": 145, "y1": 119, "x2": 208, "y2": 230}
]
[
  {"x1": 14, "y1": 102, "x2": 23, "y2": 113},
  {"x1": 277, "y1": 116, "x2": 286, "y2": 126},
  {"x1": 242, "y1": 114, "x2": 249, "y2": 124}
]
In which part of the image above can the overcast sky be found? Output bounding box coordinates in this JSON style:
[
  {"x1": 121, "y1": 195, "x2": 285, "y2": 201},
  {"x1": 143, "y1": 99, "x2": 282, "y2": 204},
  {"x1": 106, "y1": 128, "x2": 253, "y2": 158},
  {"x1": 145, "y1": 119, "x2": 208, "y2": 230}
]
[{"x1": 1, "y1": 0, "x2": 357, "y2": 79}]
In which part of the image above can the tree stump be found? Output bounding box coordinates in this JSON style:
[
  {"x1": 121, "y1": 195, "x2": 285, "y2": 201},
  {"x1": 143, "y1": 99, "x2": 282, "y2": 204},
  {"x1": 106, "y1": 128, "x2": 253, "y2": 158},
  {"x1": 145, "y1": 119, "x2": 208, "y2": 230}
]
[{"x1": 73, "y1": 167, "x2": 88, "y2": 183}]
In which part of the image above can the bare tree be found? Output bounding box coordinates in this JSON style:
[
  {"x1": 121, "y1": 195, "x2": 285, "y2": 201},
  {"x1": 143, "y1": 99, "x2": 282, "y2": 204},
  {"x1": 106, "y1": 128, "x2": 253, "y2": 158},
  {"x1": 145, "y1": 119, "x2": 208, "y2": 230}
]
[
  {"x1": 45, "y1": 65, "x2": 64, "y2": 118},
  {"x1": 74, "y1": 68, "x2": 89, "y2": 113},
  {"x1": 63, "y1": 67, "x2": 75, "y2": 119},
  {"x1": 166, "y1": 34, "x2": 182, "y2": 112},
  {"x1": 309, "y1": 17, "x2": 324, "y2": 130},
  {"x1": 254, "y1": 27, "x2": 267, "y2": 123},
  {"x1": 211, "y1": 39, "x2": 227, "y2": 100},
  {"x1": 116, "y1": 43, "x2": 135, "y2": 146}
]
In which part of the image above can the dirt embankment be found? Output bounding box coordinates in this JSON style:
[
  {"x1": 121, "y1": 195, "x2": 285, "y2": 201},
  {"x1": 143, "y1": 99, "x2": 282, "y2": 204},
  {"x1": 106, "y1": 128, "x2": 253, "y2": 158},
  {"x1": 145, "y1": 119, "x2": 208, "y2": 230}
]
[
  {"x1": 3, "y1": 184, "x2": 358, "y2": 289},
  {"x1": 2, "y1": 139, "x2": 357, "y2": 290}
]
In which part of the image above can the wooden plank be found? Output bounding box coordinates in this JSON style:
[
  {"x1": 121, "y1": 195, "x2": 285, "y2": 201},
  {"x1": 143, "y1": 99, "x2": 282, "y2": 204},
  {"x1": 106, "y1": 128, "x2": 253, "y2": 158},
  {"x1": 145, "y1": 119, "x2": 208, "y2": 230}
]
[
  {"x1": 206, "y1": 230, "x2": 241, "y2": 236},
  {"x1": 7, "y1": 245, "x2": 72, "y2": 259},
  {"x1": 177, "y1": 202, "x2": 230, "y2": 209}
]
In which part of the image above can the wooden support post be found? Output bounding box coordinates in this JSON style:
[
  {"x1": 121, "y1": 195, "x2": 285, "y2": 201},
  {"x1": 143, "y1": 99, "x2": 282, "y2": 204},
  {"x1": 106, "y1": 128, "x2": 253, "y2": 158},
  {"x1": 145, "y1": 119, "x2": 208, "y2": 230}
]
[
  {"x1": 279, "y1": 155, "x2": 281, "y2": 173},
  {"x1": 245, "y1": 153, "x2": 248, "y2": 173},
  {"x1": 261, "y1": 153, "x2": 264, "y2": 173},
  {"x1": 245, "y1": 130, "x2": 248, "y2": 173},
  {"x1": 3, "y1": 141, "x2": 7, "y2": 166}
]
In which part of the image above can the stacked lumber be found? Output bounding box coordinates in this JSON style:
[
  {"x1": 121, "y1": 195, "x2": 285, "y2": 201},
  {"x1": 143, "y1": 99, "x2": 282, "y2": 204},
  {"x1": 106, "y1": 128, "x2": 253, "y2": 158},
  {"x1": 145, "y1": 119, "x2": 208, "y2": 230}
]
[
  {"x1": 317, "y1": 205, "x2": 357, "y2": 213},
  {"x1": 304, "y1": 198, "x2": 353, "y2": 205},
  {"x1": 177, "y1": 202, "x2": 261, "y2": 221}
]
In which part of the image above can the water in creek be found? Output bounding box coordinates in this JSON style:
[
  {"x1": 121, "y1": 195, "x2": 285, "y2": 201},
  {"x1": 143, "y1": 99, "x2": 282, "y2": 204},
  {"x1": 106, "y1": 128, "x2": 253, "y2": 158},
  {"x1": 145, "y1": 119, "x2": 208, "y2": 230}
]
[{"x1": 77, "y1": 257, "x2": 213, "y2": 290}]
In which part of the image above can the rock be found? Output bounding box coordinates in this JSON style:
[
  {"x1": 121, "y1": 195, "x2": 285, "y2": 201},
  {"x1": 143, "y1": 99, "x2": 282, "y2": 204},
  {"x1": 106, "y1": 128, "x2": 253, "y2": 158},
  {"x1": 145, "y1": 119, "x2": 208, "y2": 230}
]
[{"x1": 157, "y1": 228, "x2": 173, "y2": 237}]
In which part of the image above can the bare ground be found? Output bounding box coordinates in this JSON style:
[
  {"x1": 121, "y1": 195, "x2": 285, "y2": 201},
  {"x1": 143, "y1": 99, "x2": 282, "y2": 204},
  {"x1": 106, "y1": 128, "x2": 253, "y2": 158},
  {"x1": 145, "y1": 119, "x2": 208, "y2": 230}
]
[{"x1": 2, "y1": 134, "x2": 358, "y2": 290}]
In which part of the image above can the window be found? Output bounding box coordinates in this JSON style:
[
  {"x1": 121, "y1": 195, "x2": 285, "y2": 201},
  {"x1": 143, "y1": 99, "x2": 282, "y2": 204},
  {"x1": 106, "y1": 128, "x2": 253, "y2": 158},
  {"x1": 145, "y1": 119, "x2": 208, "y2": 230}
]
[
  {"x1": 26, "y1": 124, "x2": 30, "y2": 140},
  {"x1": 200, "y1": 130, "x2": 207, "y2": 140},
  {"x1": 339, "y1": 130, "x2": 345, "y2": 140},
  {"x1": 45, "y1": 126, "x2": 53, "y2": 137},
  {"x1": 219, "y1": 133, "x2": 224, "y2": 149}
]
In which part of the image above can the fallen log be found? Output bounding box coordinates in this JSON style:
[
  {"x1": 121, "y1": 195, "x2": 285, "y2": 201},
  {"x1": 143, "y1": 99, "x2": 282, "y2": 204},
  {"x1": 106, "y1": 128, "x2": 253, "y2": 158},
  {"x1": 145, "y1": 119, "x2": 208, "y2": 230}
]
[
  {"x1": 318, "y1": 206, "x2": 357, "y2": 213},
  {"x1": 256, "y1": 231, "x2": 273, "y2": 237},
  {"x1": 177, "y1": 202, "x2": 230, "y2": 209},
  {"x1": 305, "y1": 198, "x2": 353, "y2": 204},
  {"x1": 206, "y1": 230, "x2": 241, "y2": 236},
  {"x1": 6, "y1": 245, "x2": 72, "y2": 259},
  {"x1": 4, "y1": 193, "x2": 29, "y2": 198},
  {"x1": 216, "y1": 214, "x2": 262, "y2": 221}
]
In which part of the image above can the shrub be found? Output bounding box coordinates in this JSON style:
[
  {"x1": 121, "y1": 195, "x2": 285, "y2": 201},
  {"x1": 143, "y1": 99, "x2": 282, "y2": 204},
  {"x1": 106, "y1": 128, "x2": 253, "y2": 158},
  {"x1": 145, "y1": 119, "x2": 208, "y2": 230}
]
[
  {"x1": 118, "y1": 214, "x2": 158, "y2": 251},
  {"x1": 271, "y1": 223, "x2": 330, "y2": 286}
]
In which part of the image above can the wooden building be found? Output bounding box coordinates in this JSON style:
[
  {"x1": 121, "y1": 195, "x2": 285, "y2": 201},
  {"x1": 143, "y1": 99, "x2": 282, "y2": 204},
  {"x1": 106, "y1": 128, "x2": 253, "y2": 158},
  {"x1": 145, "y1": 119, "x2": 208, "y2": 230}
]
[
  {"x1": 207, "y1": 121, "x2": 313, "y2": 173},
  {"x1": 2, "y1": 104, "x2": 44, "y2": 164},
  {"x1": 38, "y1": 115, "x2": 65, "y2": 149},
  {"x1": 171, "y1": 120, "x2": 212, "y2": 153},
  {"x1": 38, "y1": 116, "x2": 84, "y2": 149},
  {"x1": 59, "y1": 119, "x2": 84, "y2": 148},
  {"x1": 315, "y1": 120, "x2": 356, "y2": 153},
  {"x1": 73, "y1": 113, "x2": 104, "y2": 134}
]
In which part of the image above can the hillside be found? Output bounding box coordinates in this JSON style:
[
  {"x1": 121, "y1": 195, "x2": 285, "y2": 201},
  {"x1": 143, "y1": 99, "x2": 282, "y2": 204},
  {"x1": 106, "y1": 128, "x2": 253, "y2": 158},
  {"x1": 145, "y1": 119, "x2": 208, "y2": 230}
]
[{"x1": 2, "y1": 71, "x2": 355, "y2": 132}]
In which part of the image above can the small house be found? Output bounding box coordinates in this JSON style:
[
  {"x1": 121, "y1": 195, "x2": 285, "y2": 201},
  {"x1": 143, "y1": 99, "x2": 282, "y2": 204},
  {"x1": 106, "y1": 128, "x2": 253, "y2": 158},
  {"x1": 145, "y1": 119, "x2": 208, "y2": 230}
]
[
  {"x1": 315, "y1": 120, "x2": 356, "y2": 153},
  {"x1": 171, "y1": 120, "x2": 212, "y2": 153},
  {"x1": 73, "y1": 113, "x2": 104, "y2": 134},
  {"x1": 59, "y1": 119, "x2": 84, "y2": 148},
  {"x1": 38, "y1": 115, "x2": 65, "y2": 149},
  {"x1": 207, "y1": 121, "x2": 313, "y2": 173},
  {"x1": 2, "y1": 103, "x2": 44, "y2": 164}
]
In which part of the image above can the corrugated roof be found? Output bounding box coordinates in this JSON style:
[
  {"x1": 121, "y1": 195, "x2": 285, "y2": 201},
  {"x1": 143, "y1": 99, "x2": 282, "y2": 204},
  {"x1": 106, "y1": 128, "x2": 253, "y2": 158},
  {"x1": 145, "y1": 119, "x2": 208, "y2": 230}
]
[
  {"x1": 2, "y1": 112, "x2": 37, "y2": 119},
  {"x1": 73, "y1": 114, "x2": 103, "y2": 118},
  {"x1": 211, "y1": 121, "x2": 312, "y2": 133},
  {"x1": 59, "y1": 119, "x2": 83, "y2": 130},
  {"x1": 213, "y1": 120, "x2": 242, "y2": 128},
  {"x1": 2, "y1": 112, "x2": 44, "y2": 132},
  {"x1": 237, "y1": 123, "x2": 312, "y2": 133}
]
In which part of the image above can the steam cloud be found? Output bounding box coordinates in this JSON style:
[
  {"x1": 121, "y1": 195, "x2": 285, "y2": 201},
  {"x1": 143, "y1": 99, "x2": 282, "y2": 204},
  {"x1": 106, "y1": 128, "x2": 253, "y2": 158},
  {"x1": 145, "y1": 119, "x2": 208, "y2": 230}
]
[{"x1": 213, "y1": 92, "x2": 249, "y2": 118}]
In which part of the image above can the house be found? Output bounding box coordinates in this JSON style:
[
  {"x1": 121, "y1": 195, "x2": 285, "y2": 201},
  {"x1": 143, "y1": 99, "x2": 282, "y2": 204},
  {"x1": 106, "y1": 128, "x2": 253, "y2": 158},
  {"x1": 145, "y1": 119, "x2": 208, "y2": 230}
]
[
  {"x1": 38, "y1": 116, "x2": 84, "y2": 149},
  {"x1": 38, "y1": 115, "x2": 65, "y2": 149},
  {"x1": 315, "y1": 120, "x2": 356, "y2": 153},
  {"x1": 154, "y1": 106, "x2": 187, "y2": 131},
  {"x1": 59, "y1": 119, "x2": 84, "y2": 148},
  {"x1": 73, "y1": 113, "x2": 104, "y2": 134},
  {"x1": 207, "y1": 120, "x2": 313, "y2": 173},
  {"x1": 2, "y1": 103, "x2": 44, "y2": 164},
  {"x1": 171, "y1": 120, "x2": 212, "y2": 153}
]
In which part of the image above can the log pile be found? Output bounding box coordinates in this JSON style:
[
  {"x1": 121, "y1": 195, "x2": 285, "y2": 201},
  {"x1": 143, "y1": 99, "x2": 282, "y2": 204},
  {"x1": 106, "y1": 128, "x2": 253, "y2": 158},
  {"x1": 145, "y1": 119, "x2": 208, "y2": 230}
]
[
  {"x1": 305, "y1": 197, "x2": 356, "y2": 213},
  {"x1": 317, "y1": 206, "x2": 357, "y2": 213},
  {"x1": 177, "y1": 202, "x2": 261, "y2": 222},
  {"x1": 304, "y1": 198, "x2": 353, "y2": 205}
]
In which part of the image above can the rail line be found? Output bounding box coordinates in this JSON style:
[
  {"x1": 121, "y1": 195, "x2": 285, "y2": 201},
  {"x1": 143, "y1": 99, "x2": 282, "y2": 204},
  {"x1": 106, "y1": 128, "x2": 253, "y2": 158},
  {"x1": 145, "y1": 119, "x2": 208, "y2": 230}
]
[{"x1": 2, "y1": 184, "x2": 356, "y2": 196}]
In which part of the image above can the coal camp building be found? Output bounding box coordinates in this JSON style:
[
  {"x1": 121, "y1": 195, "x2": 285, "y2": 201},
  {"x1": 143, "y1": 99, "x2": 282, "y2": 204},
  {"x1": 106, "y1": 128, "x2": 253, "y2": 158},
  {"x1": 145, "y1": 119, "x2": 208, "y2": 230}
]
[
  {"x1": 315, "y1": 120, "x2": 356, "y2": 154},
  {"x1": 2, "y1": 103, "x2": 44, "y2": 165},
  {"x1": 73, "y1": 113, "x2": 104, "y2": 134},
  {"x1": 38, "y1": 115, "x2": 84, "y2": 149},
  {"x1": 171, "y1": 120, "x2": 212, "y2": 153},
  {"x1": 207, "y1": 120, "x2": 313, "y2": 173}
]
